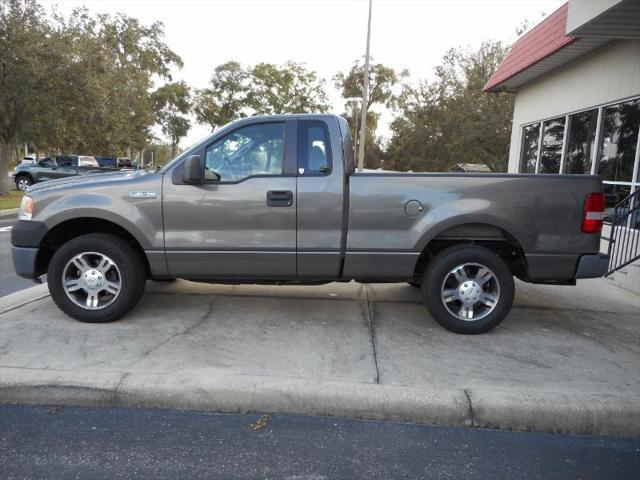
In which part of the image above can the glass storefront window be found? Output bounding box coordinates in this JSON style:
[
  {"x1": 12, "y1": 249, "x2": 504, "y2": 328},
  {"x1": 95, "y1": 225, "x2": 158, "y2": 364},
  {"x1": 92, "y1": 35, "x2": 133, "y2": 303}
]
[
  {"x1": 539, "y1": 117, "x2": 565, "y2": 173},
  {"x1": 564, "y1": 108, "x2": 598, "y2": 174},
  {"x1": 520, "y1": 123, "x2": 540, "y2": 173},
  {"x1": 597, "y1": 98, "x2": 640, "y2": 183}
]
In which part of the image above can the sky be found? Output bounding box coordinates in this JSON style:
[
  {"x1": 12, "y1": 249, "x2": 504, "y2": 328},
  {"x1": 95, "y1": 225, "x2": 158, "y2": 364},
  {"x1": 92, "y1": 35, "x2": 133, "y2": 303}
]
[{"x1": 46, "y1": 0, "x2": 564, "y2": 148}]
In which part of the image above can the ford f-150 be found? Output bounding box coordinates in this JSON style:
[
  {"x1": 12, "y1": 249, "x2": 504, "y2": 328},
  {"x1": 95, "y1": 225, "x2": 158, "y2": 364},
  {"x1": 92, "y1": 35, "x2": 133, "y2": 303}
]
[{"x1": 11, "y1": 114, "x2": 609, "y2": 333}]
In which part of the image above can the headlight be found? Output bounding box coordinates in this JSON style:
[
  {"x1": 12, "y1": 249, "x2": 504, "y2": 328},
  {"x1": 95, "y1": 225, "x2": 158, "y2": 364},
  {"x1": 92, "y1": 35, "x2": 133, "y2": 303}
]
[{"x1": 19, "y1": 195, "x2": 34, "y2": 220}]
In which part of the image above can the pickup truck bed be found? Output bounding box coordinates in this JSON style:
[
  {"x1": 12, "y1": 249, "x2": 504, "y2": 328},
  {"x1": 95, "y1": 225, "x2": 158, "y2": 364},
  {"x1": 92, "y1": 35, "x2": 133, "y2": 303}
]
[{"x1": 11, "y1": 114, "x2": 608, "y2": 334}]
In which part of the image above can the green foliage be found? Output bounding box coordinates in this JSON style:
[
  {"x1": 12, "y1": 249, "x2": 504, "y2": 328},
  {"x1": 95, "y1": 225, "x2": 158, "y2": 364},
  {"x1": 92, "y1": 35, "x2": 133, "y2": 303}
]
[
  {"x1": 0, "y1": 0, "x2": 50, "y2": 193},
  {"x1": 194, "y1": 61, "x2": 248, "y2": 131},
  {"x1": 334, "y1": 58, "x2": 407, "y2": 110},
  {"x1": 334, "y1": 58, "x2": 406, "y2": 168},
  {"x1": 386, "y1": 41, "x2": 514, "y2": 172},
  {"x1": 152, "y1": 81, "x2": 192, "y2": 157},
  {"x1": 248, "y1": 61, "x2": 330, "y2": 115},
  {"x1": 0, "y1": 0, "x2": 181, "y2": 194},
  {"x1": 194, "y1": 61, "x2": 329, "y2": 131}
]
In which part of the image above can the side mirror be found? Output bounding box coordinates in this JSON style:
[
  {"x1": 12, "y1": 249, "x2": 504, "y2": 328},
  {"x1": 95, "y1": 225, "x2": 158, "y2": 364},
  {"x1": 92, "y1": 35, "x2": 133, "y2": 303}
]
[{"x1": 183, "y1": 155, "x2": 203, "y2": 184}]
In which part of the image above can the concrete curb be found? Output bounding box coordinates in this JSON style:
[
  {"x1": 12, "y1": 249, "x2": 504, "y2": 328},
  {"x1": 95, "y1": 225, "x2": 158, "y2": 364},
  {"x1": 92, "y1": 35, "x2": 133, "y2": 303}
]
[
  {"x1": 467, "y1": 389, "x2": 640, "y2": 436},
  {"x1": 1, "y1": 367, "x2": 638, "y2": 436},
  {"x1": 0, "y1": 208, "x2": 19, "y2": 219},
  {"x1": 0, "y1": 284, "x2": 49, "y2": 314}
]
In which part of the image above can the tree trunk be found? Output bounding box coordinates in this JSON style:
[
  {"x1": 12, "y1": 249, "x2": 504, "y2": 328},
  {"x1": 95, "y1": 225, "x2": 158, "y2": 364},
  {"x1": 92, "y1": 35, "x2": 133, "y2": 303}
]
[
  {"x1": 171, "y1": 141, "x2": 177, "y2": 158},
  {"x1": 0, "y1": 142, "x2": 12, "y2": 196}
]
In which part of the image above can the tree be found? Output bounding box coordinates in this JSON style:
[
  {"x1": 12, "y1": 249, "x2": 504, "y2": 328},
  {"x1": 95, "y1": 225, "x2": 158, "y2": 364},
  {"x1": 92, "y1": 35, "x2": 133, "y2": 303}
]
[
  {"x1": 0, "y1": 0, "x2": 52, "y2": 194},
  {"x1": 152, "y1": 81, "x2": 192, "y2": 157},
  {"x1": 334, "y1": 59, "x2": 407, "y2": 168},
  {"x1": 386, "y1": 41, "x2": 514, "y2": 172},
  {"x1": 247, "y1": 62, "x2": 330, "y2": 115},
  {"x1": 0, "y1": 1, "x2": 182, "y2": 196},
  {"x1": 193, "y1": 61, "x2": 248, "y2": 131},
  {"x1": 62, "y1": 10, "x2": 182, "y2": 155},
  {"x1": 194, "y1": 61, "x2": 330, "y2": 129},
  {"x1": 334, "y1": 58, "x2": 407, "y2": 111}
]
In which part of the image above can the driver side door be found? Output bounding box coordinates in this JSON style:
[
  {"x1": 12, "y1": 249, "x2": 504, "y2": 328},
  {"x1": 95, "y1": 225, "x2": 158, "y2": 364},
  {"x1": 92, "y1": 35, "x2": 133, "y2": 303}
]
[{"x1": 162, "y1": 119, "x2": 298, "y2": 279}]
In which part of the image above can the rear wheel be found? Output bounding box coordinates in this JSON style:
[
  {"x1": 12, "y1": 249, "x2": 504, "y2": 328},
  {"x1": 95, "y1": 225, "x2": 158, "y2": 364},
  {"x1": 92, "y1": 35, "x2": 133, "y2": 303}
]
[
  {"x1": 15, "y1": 175, "x2": 32, "y2": 191},
  {"x1": 421, "y1": 245, "x2": 514, "y2": 334},
  {"x1": 47, "y1": 233, "x2": 147, "y2": 323}
]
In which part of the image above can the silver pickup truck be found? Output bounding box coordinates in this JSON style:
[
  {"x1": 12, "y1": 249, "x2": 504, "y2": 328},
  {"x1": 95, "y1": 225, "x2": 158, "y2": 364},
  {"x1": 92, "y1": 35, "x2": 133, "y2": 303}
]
[
  {"x1": 12, "y1": 155, "x2": 121, "y2": 191},
  {"x1": 11, "y1": 114, "x2": 609, "y2": 334}
]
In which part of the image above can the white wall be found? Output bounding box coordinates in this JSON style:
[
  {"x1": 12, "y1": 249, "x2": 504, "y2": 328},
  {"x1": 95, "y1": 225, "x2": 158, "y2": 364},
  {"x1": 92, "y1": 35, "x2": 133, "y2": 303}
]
[{"x1": 508, "y1": 39, "x2": 640, "y2": 173}]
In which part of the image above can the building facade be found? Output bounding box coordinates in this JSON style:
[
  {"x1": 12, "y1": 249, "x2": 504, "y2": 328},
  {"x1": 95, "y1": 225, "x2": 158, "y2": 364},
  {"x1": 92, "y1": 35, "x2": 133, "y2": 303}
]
[{"x1": 485, "y1": 0, "x2": 640, "y2": 293}]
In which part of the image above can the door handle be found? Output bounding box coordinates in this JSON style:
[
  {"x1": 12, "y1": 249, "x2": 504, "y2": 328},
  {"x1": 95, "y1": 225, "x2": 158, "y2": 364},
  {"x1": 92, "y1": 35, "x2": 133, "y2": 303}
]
[{"x1": 267, "y1": 190, "x2": 293, "y2": 207}]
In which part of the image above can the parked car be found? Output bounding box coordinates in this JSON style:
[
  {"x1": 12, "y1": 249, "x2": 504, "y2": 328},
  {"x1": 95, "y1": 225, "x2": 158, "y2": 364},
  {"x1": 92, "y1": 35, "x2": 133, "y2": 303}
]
[
  {"x1": 96, "y1": 157, "x2": 134, "y2": 169},
  {"x1": 117, "y1": 158, "x2": 133, "y2": 168},
  {"x1": 96, "y1": 156, "x2": 118, "y2": 168},
  {"x1": 11, "y1": 114, "x2": 608, "y2": 334},
  {"x1": 12, "y1": 155, "x2": 119, "y2": 191}
]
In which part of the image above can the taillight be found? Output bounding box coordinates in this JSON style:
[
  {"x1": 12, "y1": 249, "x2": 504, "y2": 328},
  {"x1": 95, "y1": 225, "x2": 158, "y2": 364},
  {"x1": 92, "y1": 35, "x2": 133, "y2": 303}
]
[{"x1": 582, "y1": 192, "x2": 605, "y2": 233}]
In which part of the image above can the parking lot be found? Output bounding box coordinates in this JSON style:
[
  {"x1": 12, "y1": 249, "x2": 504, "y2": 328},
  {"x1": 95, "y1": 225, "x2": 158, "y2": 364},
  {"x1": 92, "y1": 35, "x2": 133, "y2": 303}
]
[{"x1": 1, "y1": 277, "x2": 638, "y2": 435}]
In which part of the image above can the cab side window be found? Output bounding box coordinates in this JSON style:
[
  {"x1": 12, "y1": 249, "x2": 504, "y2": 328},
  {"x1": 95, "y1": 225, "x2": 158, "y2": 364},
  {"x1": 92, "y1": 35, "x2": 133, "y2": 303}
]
[
  {"x1": 204, "y1": 123, "x2": 285, "y2": 182},
  {"x1": 37, "y1": 158, "x2": 54, "y2": 167},
  {"x1": 298, "y1": 121, "x2": 332, "y2": 175},
  {"x1": 56, "y1": 156, "x2": 72, "y2": 167}
]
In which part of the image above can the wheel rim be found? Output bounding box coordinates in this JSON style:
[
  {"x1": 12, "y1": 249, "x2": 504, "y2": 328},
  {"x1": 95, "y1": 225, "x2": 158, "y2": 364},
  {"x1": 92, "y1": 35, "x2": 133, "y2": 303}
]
[
  {"x1": 440, "y1": 263, "x2": 500, "y2": 322},
  {"x1": 62, "y1": 252, "x2": 122, "y2": 310},
  {"x1": 17, "y1": 178, "x2": 30, "y2": 191}
]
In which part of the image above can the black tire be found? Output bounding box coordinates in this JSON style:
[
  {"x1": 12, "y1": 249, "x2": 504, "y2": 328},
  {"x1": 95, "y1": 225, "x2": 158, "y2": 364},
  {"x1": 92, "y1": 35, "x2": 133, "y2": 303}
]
[
  {"x1": 421, "y1": 245, "x2": 514, "y2": 334},
  {"x1": 47, "y1": 233, "x2": 147, "y2": 323},
  {"x1": 15, "y1": 175, "x2": 32, "y2": 191},
  {"x1": 407, "y1": 281, "x2": 421, "y2": 288}
]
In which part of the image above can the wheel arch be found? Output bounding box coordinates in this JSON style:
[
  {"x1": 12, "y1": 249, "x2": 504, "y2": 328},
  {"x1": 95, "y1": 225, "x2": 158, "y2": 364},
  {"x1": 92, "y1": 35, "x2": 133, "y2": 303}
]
[
  {"x1": 15, "y1": 172, "x2": 34, "y2": 184},
  {"x1": 35, "y1": 217, "x2": 151, "y2": 278},
  {"x1": 411, "y1": 221, "x2": 528, "y2": 283}
]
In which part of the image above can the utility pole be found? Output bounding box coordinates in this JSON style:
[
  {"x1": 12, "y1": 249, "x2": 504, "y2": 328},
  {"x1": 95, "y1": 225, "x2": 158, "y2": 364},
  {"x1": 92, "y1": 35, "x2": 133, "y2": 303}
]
[{"x1": 358, "y1": 0, "x2": 373, "y2": 172}]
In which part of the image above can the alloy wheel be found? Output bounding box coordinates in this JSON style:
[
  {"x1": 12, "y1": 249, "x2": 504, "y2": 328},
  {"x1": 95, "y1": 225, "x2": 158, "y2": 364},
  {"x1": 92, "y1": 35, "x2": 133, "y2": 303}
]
[
  {"x1": 440, "y1": 262, "x2": 500, "y2": 321},
  {"x1": 62, "y1": 252, "x2": 122, "y2": 310}
]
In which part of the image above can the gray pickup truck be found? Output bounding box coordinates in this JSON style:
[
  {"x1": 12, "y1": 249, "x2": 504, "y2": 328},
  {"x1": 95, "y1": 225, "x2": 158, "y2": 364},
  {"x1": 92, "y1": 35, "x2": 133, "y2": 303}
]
[
  {"x1": 11, "y1": 114, "x2": 609, "y2": 334},
  {"x1": 13, "y1": 155, "x2": 118, "y2": 191}
]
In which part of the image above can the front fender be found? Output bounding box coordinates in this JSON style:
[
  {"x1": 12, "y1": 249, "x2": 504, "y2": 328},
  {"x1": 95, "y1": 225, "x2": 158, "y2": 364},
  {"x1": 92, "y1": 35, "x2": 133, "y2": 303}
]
[{"x1": 34, "y1": 189, "x2": 163, "y2": 251}]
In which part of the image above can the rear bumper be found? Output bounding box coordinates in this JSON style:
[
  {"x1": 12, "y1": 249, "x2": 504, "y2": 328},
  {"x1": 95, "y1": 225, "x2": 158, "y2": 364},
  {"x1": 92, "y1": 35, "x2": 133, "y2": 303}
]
[
  {"x1": 575, "y1": 253, "x2": 609, "y2": 279},
  {"x1": 524, "y1": 252, "x2": 609, "y2": 282},
  {"x1": 12, "y1": 246, "x2": 39, "y2": 279}
]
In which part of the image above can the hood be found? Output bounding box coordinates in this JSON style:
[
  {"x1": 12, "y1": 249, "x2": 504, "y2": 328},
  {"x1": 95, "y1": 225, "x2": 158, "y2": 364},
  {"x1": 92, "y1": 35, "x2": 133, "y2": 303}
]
[
  {"x1": 27, "y1": 169, "x2": 157, "y2": 194},
  {"x1": 15, "y1": 163, "x2": 36, "y2": 171}
]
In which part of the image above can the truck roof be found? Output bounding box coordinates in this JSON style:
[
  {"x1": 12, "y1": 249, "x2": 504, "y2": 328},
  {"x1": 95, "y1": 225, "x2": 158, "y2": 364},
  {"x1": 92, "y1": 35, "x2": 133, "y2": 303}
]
[{"x1": 230, "y1": 113, "x2": 343, "y2": 123}]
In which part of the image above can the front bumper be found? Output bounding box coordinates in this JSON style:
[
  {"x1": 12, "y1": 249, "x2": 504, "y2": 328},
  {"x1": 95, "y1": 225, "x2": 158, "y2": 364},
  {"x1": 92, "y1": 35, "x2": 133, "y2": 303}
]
[
  {"x1": 11, "y1": 220, "x2": 49, "y2": 279},
  {"x1": 575, "y1": 253, "x2": 609, "y2": 279},
  {"x1": 11, "y1": 246, "x2": 39, "y2": 279},
  {"x1": 11, "y1": 220, "x2": 49, "y2": 247}
]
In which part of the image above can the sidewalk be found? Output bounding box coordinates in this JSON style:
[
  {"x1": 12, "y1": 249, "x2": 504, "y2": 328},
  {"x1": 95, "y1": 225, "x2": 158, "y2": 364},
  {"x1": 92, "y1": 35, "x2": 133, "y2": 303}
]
[{"x1": 1, "y1": 278, "x2": 638, "y2": 435}]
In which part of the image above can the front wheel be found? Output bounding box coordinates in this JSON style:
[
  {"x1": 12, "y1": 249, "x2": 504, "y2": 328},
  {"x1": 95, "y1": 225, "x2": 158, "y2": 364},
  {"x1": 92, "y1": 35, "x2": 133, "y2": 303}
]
[
  {"x1": 421, "y1": 245, "x2": 514, "y2": 334},
  {"x1": 47, "y1": 233, "x2": 147, "y2": 323},
  {"x1": 15, "y1": 175, "x2": 32, "y2": 191}
]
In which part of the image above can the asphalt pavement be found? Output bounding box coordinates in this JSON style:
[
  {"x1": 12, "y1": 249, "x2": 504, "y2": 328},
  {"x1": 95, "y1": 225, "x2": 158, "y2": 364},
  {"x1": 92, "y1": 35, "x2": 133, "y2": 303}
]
[
  {"x1": 1, "y1": 404, "x2": 638, "y2": 480},
  {"x1": 0, "y1": 217, "x2": 42, "y2": 297}
]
